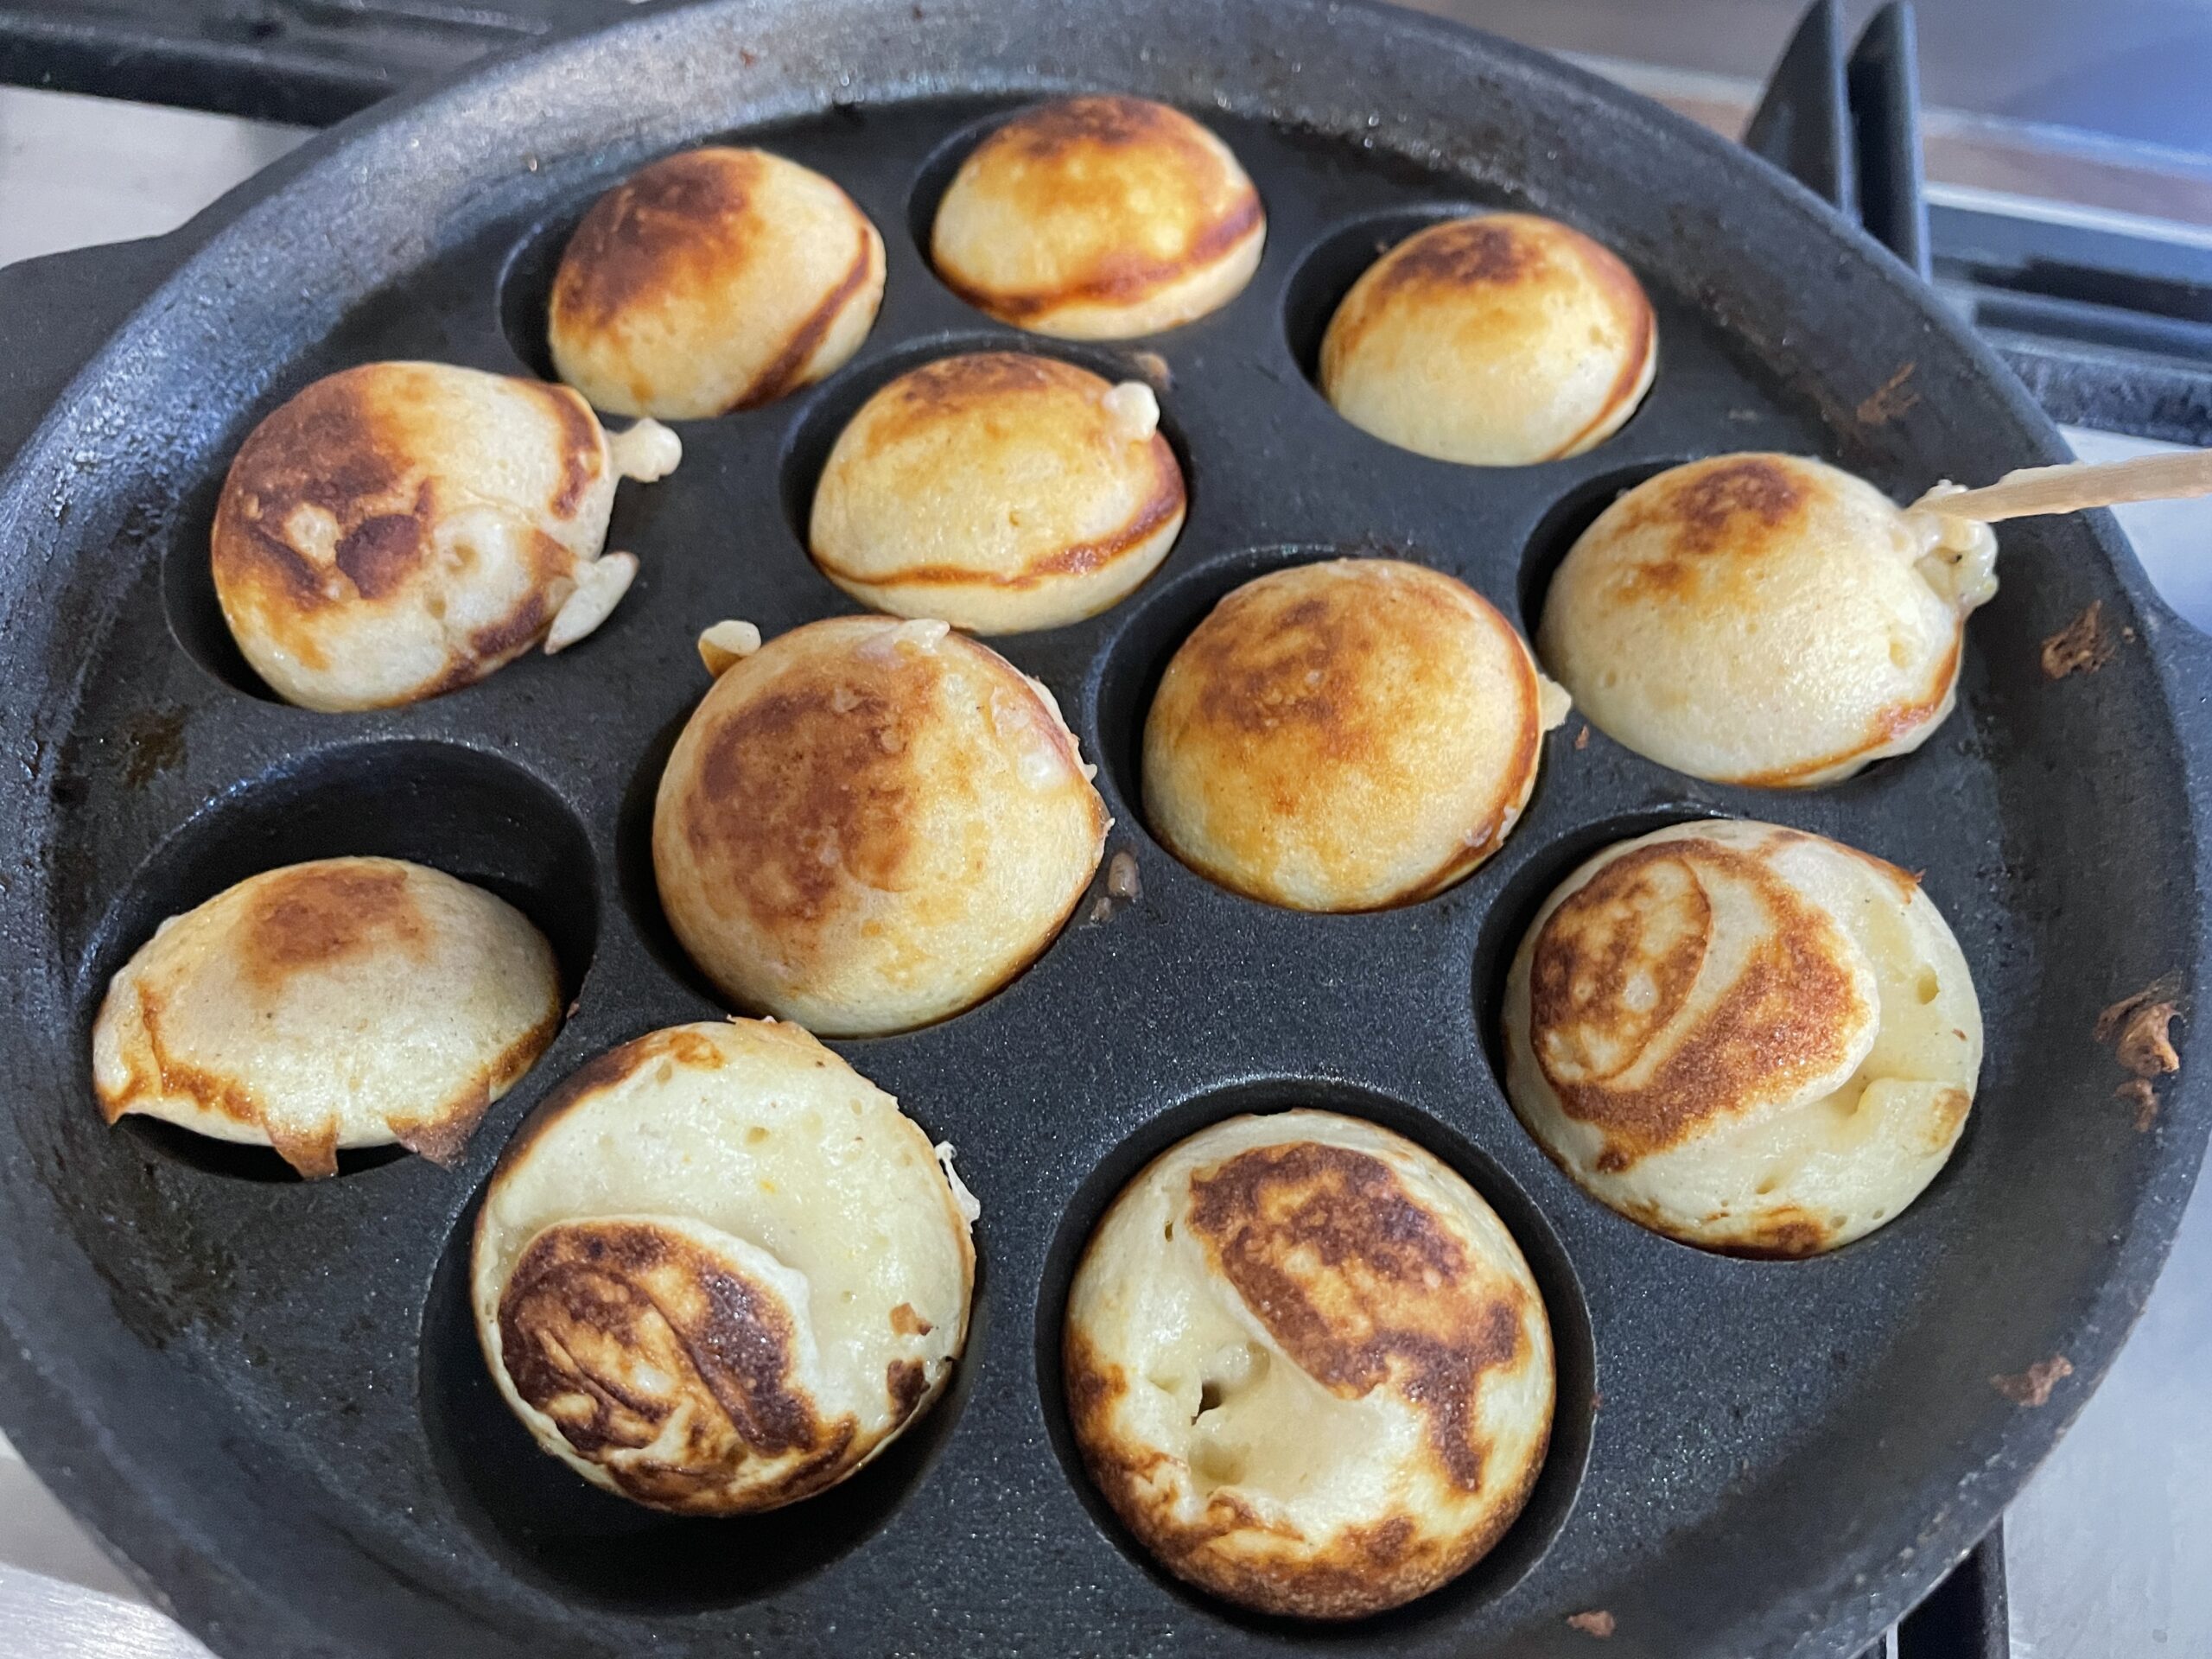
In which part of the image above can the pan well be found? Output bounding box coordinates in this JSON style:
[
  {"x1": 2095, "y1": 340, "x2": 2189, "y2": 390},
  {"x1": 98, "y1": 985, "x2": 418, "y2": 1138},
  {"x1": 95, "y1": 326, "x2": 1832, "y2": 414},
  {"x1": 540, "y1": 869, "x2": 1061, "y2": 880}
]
[
  {"x1": 415, "y1": 1172, "x2": 988, "y2": 1611},
  {"x1": 78, "y1": 741, "x2": 597, "y2": 1181},
  {"x1": 1034, "y1": 1076, "x2": 1596, "y2": 1633}
]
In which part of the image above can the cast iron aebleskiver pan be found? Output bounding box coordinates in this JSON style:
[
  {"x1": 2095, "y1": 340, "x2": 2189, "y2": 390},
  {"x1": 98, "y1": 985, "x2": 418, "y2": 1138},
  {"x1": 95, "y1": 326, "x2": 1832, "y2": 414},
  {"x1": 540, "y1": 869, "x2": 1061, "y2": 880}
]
[{"x1": 0, "y1": 1, "x2": 2206, "y2": 1654}]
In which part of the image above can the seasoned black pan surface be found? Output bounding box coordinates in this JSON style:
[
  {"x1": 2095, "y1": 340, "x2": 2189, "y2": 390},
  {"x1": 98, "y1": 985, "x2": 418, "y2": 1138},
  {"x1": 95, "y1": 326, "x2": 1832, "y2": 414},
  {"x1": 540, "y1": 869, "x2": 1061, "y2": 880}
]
[{"x1": 0, "y1": 3, "x2": 2205, "y2": 1655}]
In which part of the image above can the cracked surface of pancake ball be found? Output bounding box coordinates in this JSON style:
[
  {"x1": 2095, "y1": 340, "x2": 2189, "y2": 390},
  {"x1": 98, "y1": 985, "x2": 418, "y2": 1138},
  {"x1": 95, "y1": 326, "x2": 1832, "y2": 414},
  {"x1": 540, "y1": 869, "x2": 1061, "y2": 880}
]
[
  {"x1": 1503, "y1": 819, "x2": 1983, "y2": 1255},
  {"x1": 1539, "y1": 453, "x2": 1999, "y2": 786},
  {"x1": 472, "y1": 1019, "x2": 976, "y2": 1515},
  {"x1": 931, "y1": 95, "x2": 1265, "y2": 339},
  {"x1": 211, "y1": 360, "x2": 678, "y2": 711},
  {"x1": 1065, "y1": 1110, "x2": 1553, "y2": 1619},
  {"x1": 809, "y1": 352, "x2": 1185, "y2": 633},
  {"x1": 1319, "y1": 213, "x2": 1656, "y2": 466},
  {"x1": 1142, "y1": 559, "x2": 1567, "y2": 911},
  {"x1": 550, "y1": 146, "x2": 886, "y2": 418},
  {"x1": 653, "y1": 615, "x2": 1108, "y2": 1036},
  {"x1": 92, "y1": 857, "x2": 560, "y2": 1179}
]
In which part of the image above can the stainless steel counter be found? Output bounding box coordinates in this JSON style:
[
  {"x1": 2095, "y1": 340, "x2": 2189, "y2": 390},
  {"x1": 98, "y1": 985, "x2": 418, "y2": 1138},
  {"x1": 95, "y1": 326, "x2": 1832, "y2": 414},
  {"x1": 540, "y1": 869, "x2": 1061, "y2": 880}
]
[{"x1": 1, "y1": 77, "x2": 2205, "y2": 1659}]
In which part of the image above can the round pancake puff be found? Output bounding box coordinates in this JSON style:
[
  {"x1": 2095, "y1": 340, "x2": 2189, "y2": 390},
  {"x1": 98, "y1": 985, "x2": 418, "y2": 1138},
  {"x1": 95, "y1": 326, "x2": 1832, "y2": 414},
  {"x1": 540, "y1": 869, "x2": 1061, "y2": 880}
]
[
  {"x1": 1537, "y1": 453, "x2": 2000, "y2": 786},
  {"x1": 1065, "y1": 1109, "x2": 1554, "y2": 1619},
  {"x1": 930, "y1": 95, "x2": 1266, "y2": 340},
  {"x1": 1319, "y1": 213, "x2": 1657, "y2": 467},
  {"x1": 1142, "y1": 559, "x2": 1570, "y2": 912},
  {"x1": 472, "y1": 1019, "x2": 978, "y2": 1515},
  {"x1": 809, "y1": 352, "x2": 1185, "y2": 634},
  {"x1": 1502, "y1": 819, "x2": 1983, "y2": 1256},
  {"x1": 550, "y1": 146, "x2": 887, "y2": 419},
  {"x1": 211, "y1": 360, "x2": 682, "y2": 712},
  {"x1": 91, "y1": 856, "x2": 561, "y2": 1179},
  {"x1": 653, "y1": 615, "x2": 1109, "y2": 1038}
]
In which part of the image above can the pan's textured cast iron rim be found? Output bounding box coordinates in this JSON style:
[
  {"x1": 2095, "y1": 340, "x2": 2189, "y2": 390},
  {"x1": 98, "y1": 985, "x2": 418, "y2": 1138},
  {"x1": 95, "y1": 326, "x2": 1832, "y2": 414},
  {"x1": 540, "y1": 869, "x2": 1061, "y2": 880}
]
[{"x1": 0, "y1": 1, "x2": 2206, "y2": 1656}]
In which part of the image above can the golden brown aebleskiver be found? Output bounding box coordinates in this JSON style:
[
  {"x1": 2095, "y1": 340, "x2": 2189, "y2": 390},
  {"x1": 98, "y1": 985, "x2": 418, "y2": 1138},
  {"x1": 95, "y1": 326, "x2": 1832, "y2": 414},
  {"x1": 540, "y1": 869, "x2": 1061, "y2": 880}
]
[
  {"x1": 1538, "y1": 453, "x2": 1999, "y2": 785},
  {"x1": 1501, "y1": 819, "x2": 1983, "y2": 1255},
  {"x1": 472, "y1": 1019, "x2": 977, "y2": 1514},
  {"x1": 91, "y1": 856, "x2": 561, "y2": 1178},
  {"x1": 931, "y1": 95, "x2": 1265, "y2": 339},
  {"x1": 1065, "y1": 1110, "x2": 1554, "y2": 1619},
  {"x1": 809, "y1": 352, "x2": 1185, "y2": 632},
  {"x1": 653, "y1": 615, "x2": 1108, "y2": 1036},
  {"x1": 1142, "y1": 559, "x2": 1569, "y2": 911},
  {"x1": 211, "y1": 360, "x2": 680, "y2": 711},
  {"x1": 1319, "y1": 213, "x2": 1656, "y2": 465},
  {"x1": 549, "y1": 146, "x2": 886, "y2": 418}
]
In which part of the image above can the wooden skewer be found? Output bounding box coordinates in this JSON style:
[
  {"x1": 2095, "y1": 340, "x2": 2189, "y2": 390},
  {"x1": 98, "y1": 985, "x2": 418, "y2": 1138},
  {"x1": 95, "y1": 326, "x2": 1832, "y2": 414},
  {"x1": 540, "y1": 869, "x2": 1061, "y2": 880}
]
[{"x1": 1913, "y1": 449, "x2": 2212, "y2": 523}]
